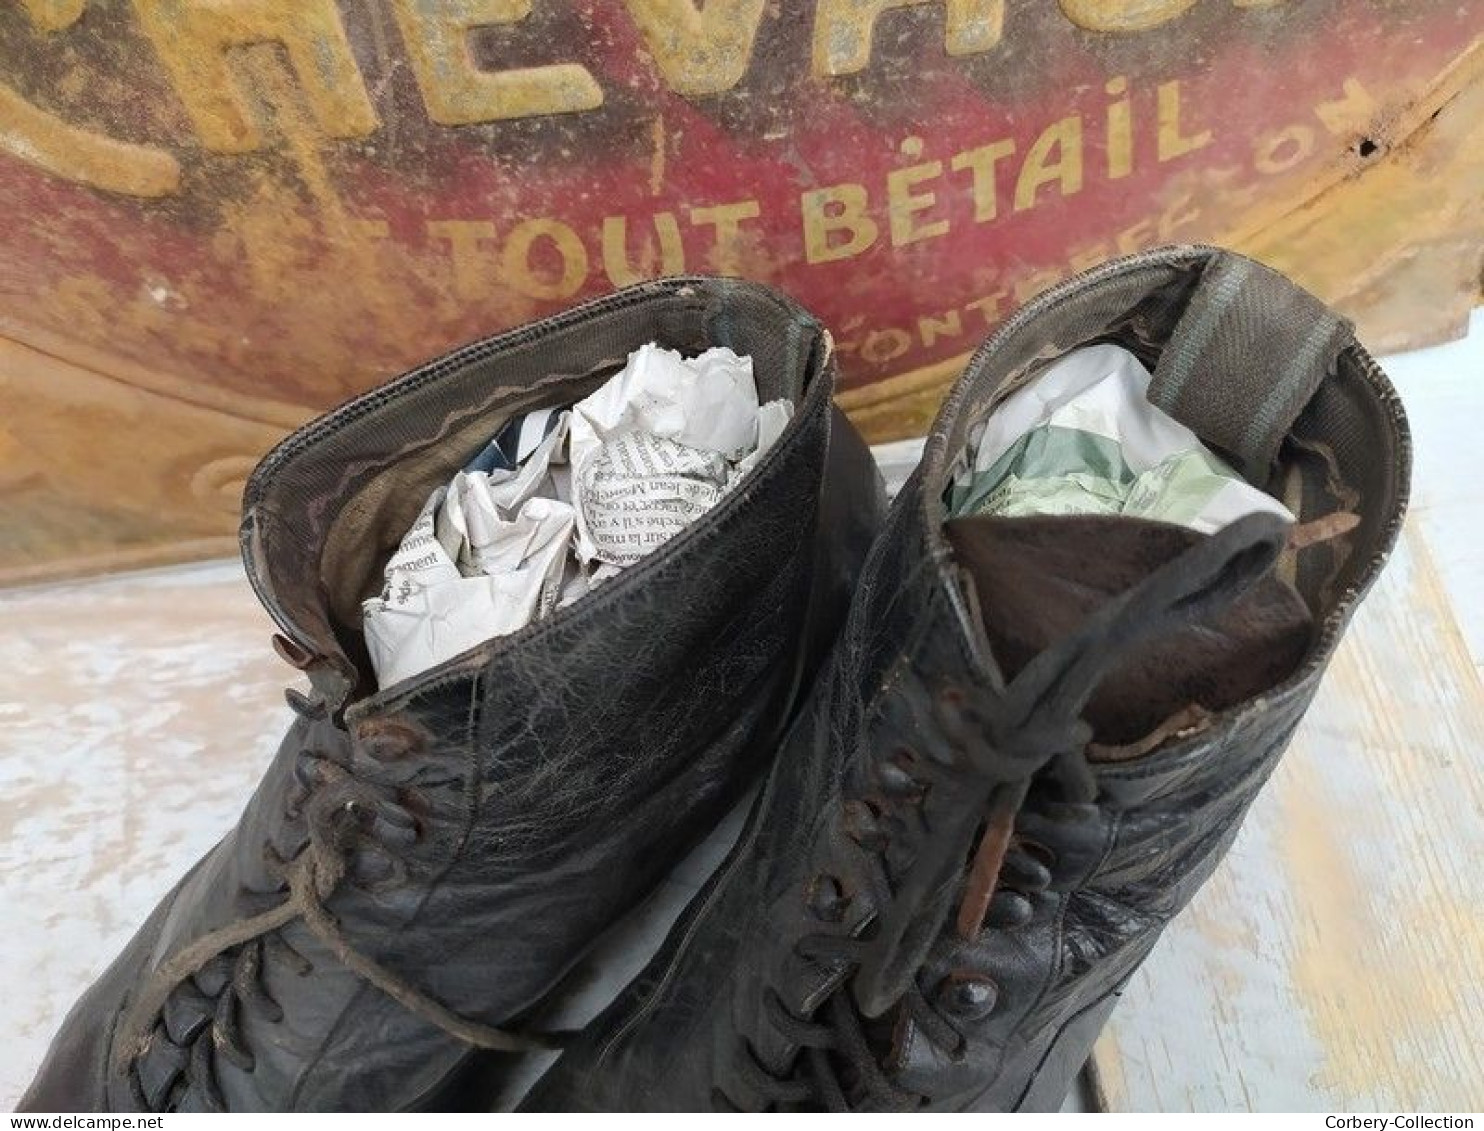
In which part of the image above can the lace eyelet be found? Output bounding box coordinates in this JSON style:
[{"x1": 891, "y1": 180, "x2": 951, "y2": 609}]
[
  {"x1": 934, "y1": 682, "x2": 985, "y2": 729},
  {"x1": 935, "y1": 972, "x2": 999, "y2": 1020},
  {"x1": 259, "y1": 842, "x2": 291, "y2": 882},
  {"x1": 349, "y1": 849, "x2": 406, "y2": 891},
  {"x1": 1016, "y1": 838, "x2": 1057, "y2": 870},
  {"x1": 999, "y1": 849, "x2": 1053, "y2": 893},
  {"x1": 291, "y1": 758, "x2": 318, "y2": 791},
  {"x1": 272, "y1": 634, "x2": 317, "y2": 670},
  {"x1": 937, "y1": 684, "x2": 966, "y2": 710},
  {"x1": 805, "y1": 874, "x2": 850, "y2": 922},
  {"x1": 985, "y1": 890, "x2": 1035, "y2": 929},
  {"x1": 875, "y1": 760, "x2": 924, "y2": 800}
]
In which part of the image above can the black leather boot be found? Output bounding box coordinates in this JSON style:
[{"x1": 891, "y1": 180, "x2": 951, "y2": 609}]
[
  {"x1": 521, "y1": 246, "x2": 1410, "y2": 1112},
  {"x1": 19, "y1": 278, "x2": 885, "y2": 1112}
]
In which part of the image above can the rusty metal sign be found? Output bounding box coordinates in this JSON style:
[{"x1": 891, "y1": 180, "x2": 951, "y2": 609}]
[{"x1": 0, "y1": 0, "x2": 1481, "y2": 578}]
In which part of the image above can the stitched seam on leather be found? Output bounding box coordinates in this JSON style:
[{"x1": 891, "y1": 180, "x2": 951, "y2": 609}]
[{"x1": 247, "y1": 278, "x2": 816, "y2": 505}]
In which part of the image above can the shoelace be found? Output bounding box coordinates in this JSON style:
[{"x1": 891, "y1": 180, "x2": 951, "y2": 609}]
[
  {"x1": 720, "y1": 511, "x2": 1290, "y2": 1111},
  {"x1": 114, "y1": 650, "x2": 556, "y2": 1111}
]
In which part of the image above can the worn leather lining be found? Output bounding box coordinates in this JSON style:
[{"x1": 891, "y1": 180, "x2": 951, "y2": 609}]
[
  {"x1": 319, "y1": 366, "x2": 617, "y2": 631},
  {"x1": 944, "y1": 514, "x2": 1314, "y2": 750}
]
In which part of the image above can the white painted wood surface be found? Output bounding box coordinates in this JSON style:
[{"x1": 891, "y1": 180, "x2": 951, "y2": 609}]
[
  {"x1": 0, "y1": 316, "x2": 1479, "y2": 1111},
  {"x1": 0, "y1": 562, "x2": 289, "y2": 1108}
]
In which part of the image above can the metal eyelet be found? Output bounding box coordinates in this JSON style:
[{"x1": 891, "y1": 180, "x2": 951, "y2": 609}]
[
  {"x1": 805, "y1": 873, "x2": 850, "y2": 922},
  {"x1": 985, "y1": 890, "x2": 1035, "y2": 928},
  {"x1": 936, "y1": 972, "x2": 1000, "y2": 1020},
  {"x1": 876, "y1": 759, "x2": 924, "y2": 800}
]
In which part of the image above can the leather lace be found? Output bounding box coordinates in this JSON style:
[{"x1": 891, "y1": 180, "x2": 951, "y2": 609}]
[
  {"x1": 115, "y1": 655, "x2": 555, "y2": 1111},
  {"x1": 719, "y1": 512, "x2": 1288, "y2": 1111}
]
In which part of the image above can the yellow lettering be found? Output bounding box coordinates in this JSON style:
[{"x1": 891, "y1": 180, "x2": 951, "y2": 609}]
[
  {"x1": 602, "y1": 212, "x2": 685, "y2": 286},
  {"x1": 1157, "y1": 80, "x2": 1211, "y2": 161},
  {"x1": 887, "y1": 159, "x2": 948, "y2": 246},
  {"x1": 951, "y1": 139, "x2": 1015, "y2": 222},
  {"x1": 801, "y1": 184, "x2": 879, "y2": 264},
  {"x1": 132, "y1": 0, "x2": 376, "y2": 153},
  {"x1": 689, "y1": 200, "x2": 761, "y2": 273},
  {"x1": 1068, "y1": 244, "x2": 1113, "y2": 273},
  {"x1": 964, "y1": 291, "x2": 1008, "y2": 327},
  {"x1": 1115, "y1": 216, "x2": 1154, "y2": 254},
  {"x1": 623, "y1": 0, "x2": 766, "y2": 96},
  {"x1": 1014, "y1": 268, "x2": 1063, "y2": 303},
  {"x1": 0, "y1": 81, "x2": 180, "y2": 197},
  {"x1": 1105, "y1": 76, "x2": 1133, "y2": 179},
  {"x1": 812, "y1": 0, "x2": 1004, "y2": 77},
  {"x1": 1014, "y1": 116, "x2": 1083, "y2": 212},
  {"x1": 1057, "y1": 0, "x2": 1195, "y2": 33},
  {"x1": 1157, "y1": 192, "x2": 1199, "y2": 239},
  {"x1": 1254, "y1": 125, "x2": 1314, "y2": 174},
  {"x1": 429, "y1": 220, "x2": 498, "y2": 301},
  {"x1": 1313, "y1": 78, "x2": 1378, "y2": 137},
  {"x1": 918, "y1": 309, "x2": 963, "y2": 348},
  {"x1": 391, "y1": 0, "x2": 603, "y2": 126},
  {"x1": 500, "y1": 218, "x2": 589, "y2": 300},
  {"x1": 860, "y1": 327, "x2": 912, "y2": 365},
  {"x1": 349, "y1": 218, "x2": 392, "y2": 241}
]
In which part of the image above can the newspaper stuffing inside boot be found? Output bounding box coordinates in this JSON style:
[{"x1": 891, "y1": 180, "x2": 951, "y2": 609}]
[
  {"x1": 363, "y1": 344, "x2": 792, "y2": 688},
  {"x1": 947, "y1": 343, "x2": 1294, "y2": 531}
]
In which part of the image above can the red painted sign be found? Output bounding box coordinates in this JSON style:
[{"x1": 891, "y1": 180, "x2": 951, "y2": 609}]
[{"x1": 1, "y1": 0, "x2": 1478, "y2": 418}]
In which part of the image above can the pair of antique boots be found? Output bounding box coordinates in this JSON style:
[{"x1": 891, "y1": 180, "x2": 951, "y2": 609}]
[{"x1": 21, "y1": 246, "x2": 1409, "y2": 1112}]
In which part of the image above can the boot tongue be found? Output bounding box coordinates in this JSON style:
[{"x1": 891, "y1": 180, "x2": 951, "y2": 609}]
[{"x1": 944, "y1": 513, "x2": 1313, "y2": 752}]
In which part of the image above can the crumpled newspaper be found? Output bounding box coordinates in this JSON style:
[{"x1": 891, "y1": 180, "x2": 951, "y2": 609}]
[
  {"x1": 570, "y1": 343, "x2": 791, "y2": 566},
  {"x1": 947, "y1": 343, "x2": 1293, "y2": 532},
  {"x1": 363, "y1": 344, "x2": 792, "y2": 688}
]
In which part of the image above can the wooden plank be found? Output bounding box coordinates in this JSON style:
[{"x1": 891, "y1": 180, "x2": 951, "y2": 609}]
[{"x1": 0, "y1": 563, "x2": 287, "y2": 1109}]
